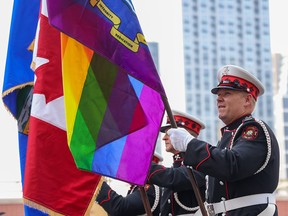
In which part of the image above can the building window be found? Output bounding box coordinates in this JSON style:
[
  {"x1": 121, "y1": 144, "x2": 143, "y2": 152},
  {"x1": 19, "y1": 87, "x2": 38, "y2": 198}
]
[
  {"x1": 186, "y1": 78, "x2": 191, "y2": 88},
  {"x1": 205, "y1": 95, "x2": 210, "y2": 112},
  {"x1": 285, "y1": 140, "x2": 288, "y2": 150},
  {"x1": 285, "y1": 126, "x2": 288, "y2": 136},
  {"x1": 185, "y1": 55, "x2": 191, "y2": 64},
  {"x1": 283, "y1": 98, "x2": 288, "y2": 108}
]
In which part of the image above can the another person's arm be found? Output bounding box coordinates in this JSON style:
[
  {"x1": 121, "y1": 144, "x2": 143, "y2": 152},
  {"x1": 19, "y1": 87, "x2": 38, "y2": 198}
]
[
  {"x1": 96, "y1": 181, "x2": 156, "y2": 216},
  {"x1": 147, "y1": 163, "x2": 205, "y2": 192}
]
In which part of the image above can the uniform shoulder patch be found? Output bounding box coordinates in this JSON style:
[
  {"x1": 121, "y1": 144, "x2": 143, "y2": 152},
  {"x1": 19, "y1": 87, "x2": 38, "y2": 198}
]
[{"x1": 242, "y1": 125, "x2": 258, "y2": 140}]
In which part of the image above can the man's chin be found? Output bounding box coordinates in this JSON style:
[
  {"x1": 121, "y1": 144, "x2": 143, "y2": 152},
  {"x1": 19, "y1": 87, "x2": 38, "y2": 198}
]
[
  {"x1": 165, "y1": 146, "x2": 173, "y2": 153},
  {"x1": 218, "y1": 114, "x2": 224, "y2": 120}
]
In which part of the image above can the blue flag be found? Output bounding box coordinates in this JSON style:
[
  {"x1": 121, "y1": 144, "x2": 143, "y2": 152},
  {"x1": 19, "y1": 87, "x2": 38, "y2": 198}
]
[{"x1": 2, "y1": 0, "x2": 47, "y2": 215}]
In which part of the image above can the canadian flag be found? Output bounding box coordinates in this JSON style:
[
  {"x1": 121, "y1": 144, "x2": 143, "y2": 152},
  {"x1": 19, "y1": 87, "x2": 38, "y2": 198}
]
[{"x1": 23, "y1": 1, "x2": 102, "y2": 215}]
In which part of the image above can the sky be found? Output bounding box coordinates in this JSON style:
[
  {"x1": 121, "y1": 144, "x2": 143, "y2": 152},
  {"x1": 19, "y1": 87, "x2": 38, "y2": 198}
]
[{"x1": 0, "y1": 0, "x2": 288, "y2": 198}]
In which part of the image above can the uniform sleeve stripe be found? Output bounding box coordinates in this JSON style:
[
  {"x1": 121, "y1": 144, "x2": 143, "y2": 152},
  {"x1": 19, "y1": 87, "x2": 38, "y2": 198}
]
[{"x1": 196, "y1": 143, "x2": 211, "y2": 170}]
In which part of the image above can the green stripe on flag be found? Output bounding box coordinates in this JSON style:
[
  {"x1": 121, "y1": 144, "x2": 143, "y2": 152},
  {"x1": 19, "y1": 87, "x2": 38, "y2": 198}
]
[{"x1": 70, "y1": 53, "x2": 118, "y2": 169}]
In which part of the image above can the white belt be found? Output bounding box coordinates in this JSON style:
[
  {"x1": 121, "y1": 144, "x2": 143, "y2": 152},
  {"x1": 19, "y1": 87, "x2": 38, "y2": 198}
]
[
  {"x1": 194, "y1": 193, "x2": 276, "y2": 216},
  {"x1": 258, "y1": 204, "x2": 276, "y2": 216},
  {"x1": 177, "y1": 214, "x2": 195, "y2": 216}
]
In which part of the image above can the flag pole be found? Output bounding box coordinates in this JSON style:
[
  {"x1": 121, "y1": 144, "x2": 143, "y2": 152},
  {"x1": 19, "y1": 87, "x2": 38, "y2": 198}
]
[
  {"x1": 139, "y1": 187, "x2": 152, "y2": 216},
  {"x1": 162, "y1": 96, "x2": 208, "y2": 216}
]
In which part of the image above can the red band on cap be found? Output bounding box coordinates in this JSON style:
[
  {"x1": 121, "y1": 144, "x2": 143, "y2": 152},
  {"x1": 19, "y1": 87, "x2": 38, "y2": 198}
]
[
  {"x1": 219, "y1": 75, "x2": 259, "y2": 99},
  {"x1": 167, "y1": 115, "x2": 202, "y2": 135}
]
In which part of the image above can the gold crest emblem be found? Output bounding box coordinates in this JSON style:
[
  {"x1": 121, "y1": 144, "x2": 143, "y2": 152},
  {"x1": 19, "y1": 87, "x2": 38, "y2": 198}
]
[{"x1": 242, "y1": 126, "x2": 258, "y2": 140}]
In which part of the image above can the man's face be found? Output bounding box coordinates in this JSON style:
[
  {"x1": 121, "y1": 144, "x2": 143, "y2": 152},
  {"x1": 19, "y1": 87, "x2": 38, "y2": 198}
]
[
  {"x1": 162, "y1": 129, "x2": 177, "y2": 154},
  {"x1": 216, "y1": 89, "x2": 248, "y2": 125}
]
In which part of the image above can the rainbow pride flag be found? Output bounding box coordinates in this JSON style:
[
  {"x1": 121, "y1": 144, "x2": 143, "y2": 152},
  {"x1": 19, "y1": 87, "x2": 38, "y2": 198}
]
[
  {"x1": 46, "y1": 0, "x2": 166, "y2": 185},
  {"x1": 61, "y1": 35, "x2": 165, "y2": 185}
]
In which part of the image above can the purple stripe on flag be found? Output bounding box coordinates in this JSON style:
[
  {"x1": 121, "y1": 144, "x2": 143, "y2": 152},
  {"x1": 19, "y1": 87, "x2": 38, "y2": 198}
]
[{"x1": 116, "y1": 85, "x2": 164, "y2": 185}]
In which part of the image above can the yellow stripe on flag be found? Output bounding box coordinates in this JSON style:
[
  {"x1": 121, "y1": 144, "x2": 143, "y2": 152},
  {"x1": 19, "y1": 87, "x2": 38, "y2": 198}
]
[{"x1": 61, "y1": 34, "x2": 94, "y2": 144}]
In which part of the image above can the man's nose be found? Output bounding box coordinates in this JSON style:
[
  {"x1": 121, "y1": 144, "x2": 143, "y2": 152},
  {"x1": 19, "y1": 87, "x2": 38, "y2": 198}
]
[{"x1": 217, "y1": 94, "x2": 224, "y2": 102}]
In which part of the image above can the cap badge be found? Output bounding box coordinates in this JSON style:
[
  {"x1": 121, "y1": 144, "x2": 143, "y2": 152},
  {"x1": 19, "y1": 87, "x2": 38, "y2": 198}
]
[{"x1": 222, "y1": 66, "x2": 229, "y2": 76}]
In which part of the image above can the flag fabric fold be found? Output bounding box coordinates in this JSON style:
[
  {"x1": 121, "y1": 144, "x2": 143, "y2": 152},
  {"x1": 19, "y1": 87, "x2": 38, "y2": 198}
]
[{"x1": 23, "y1": 1, "x2": 102, "y2": 215}]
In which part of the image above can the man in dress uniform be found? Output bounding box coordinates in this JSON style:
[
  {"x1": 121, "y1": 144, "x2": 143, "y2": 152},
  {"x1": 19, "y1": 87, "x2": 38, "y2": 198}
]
[
  {"x1": 96, "y1": 148, "x2": 163, "y2": 216},
  {"x1": 147, "y1": 110, "x2": 206, "y2": 215},
  {"x1": 167, "y1": 65, "x2": 280, "y2": 215}
]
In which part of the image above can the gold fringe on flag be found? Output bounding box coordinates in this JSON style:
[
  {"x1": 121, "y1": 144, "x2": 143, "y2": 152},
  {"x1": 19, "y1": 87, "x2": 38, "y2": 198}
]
[{"x1": 2, "y1": 82, "x2": 34, "y2": 118}]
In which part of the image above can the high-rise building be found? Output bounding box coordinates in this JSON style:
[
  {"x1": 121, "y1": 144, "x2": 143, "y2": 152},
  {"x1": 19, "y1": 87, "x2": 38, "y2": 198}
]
[
  {"x1": 148, "y1": 42, "x2": 160, "y2": 73},
  {"x1": 272, "y1": 53, "x2": 283, "y2": 95},
  {"x1": 273, "y1": 53, "x2": 288, "y2": 195},
  {"x1": 182, "y1": 0, "x2": 274, "y2": 144}
]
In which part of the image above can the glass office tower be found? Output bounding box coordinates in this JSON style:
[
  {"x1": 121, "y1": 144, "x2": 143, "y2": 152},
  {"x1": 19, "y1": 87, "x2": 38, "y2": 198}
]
[{"x1": 182, "y1": 0, "x2": 274, "y2": 144}]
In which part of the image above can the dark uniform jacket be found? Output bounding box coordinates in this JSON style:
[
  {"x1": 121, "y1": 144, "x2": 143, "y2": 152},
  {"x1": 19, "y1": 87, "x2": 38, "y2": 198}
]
[
  {"x1": 96, "y1": 181, "x2": 161, "y2": 216},
  {"x1": 184, "y1": 115, "x2": 279, "y2": 215},
  {"x1": 148, "y1": 153, "x2": 206, "y2": 216}
]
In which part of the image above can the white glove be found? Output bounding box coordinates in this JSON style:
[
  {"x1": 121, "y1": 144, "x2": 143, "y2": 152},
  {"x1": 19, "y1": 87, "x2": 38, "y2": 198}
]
[{"x1": 167, "y1": 128, "x2": 195, "y2": 152}]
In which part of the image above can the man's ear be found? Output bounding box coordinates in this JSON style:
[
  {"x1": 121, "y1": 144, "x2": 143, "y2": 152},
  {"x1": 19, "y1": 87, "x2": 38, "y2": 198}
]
[{"x1": 245, "y1": 94, "x2": 253, "y2": 106}]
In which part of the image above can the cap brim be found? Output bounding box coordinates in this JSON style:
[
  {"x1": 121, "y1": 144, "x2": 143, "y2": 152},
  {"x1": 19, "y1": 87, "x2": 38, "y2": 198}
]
[
  {"x1": 160, "y1": 125, "x2": 171, "y2": 133},
  {"x1": 211, "y1": 86, "x2": 246, "y2": 94},
  {"x1": 160, "y1": 123, "x2": 193, "y2": 133}
]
